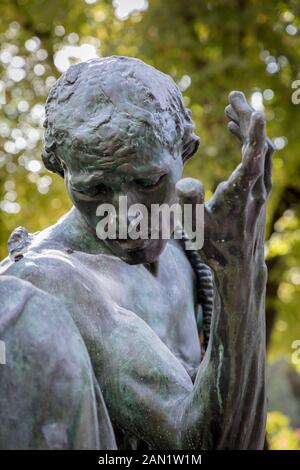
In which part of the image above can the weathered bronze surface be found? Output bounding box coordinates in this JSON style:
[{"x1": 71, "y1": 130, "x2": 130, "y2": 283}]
[{"x1": 0, "y1": 56, "x2": 273, "y2": 449}]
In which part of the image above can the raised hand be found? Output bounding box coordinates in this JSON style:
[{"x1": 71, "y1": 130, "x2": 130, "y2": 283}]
[{"x1": 199, "y1": 91, "x2": 275, "y2": 272}]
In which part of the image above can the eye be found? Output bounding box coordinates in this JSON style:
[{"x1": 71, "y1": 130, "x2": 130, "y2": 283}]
[
  {"x1": 135, "y1": 174, "x2": 167, "y2": 189},
  {"x1": 73, "y1": 183, "x2": 107, "y2": 198}
]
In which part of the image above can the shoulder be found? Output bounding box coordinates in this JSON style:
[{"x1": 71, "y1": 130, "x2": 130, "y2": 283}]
[
  {"x1": 1, "y1": 247, "x2": 75, "y2": 283},
  {"x1": 0, "y1": 274, "x2": 78, "y2": 340},
  {"x1": 0, "y1": 230, "x2": 82, "y2": 299},
  {"x1": 0, "y1": 273, "x2": 108, "y2": 451},
  {"x1": 0, "y1": 273, "x2": 94, "y2": 380},
  {"x1": 0, "y1": 228, "x2": 113, "y2": 324}
]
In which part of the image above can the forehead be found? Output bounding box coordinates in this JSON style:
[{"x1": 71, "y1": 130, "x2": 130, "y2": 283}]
[
  {"x1": 67, "y1": 143, "x2": 180, "y2": 190},
  {"x1": 61, "y1": 102, "x2": 180, "y2": 166}
]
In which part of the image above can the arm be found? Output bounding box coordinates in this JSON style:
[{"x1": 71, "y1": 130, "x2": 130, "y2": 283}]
[
  {"x1": 0, "y1": 275, "x2": 116, "y2": 450},
  {"x1": 178, "y1": 92, "x2": 273, "y2": 448}
]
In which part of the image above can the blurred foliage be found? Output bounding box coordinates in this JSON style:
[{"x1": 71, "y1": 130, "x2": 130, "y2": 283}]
[
  {"x1": 267, "y1": 411, "x2": 300, "y2": 450},
  {"x1": 0, "y1": 0, "x2": 299, "y2": 410},
  {"x1": 267, "y1": 359, "x2": 300, "y2": 428}
]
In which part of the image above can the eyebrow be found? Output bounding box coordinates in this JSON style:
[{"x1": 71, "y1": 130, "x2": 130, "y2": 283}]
[
  {"x1": 70, "y1": 165, "x2": 168, "y2": 191},
  {"x1": 69, "y1": 171, "x2": 105, "y2": 191},
  {"x1": 135, "y1": 168, "x2": 168, "y2": 178},
  {"x1": 135, "y1": 171, "x2": 167, "y2": 181}
]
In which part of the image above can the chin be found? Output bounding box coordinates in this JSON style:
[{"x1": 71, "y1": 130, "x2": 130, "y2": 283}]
[{"x1": 107, "y1": 239, "x2": 168, "y2": 265}]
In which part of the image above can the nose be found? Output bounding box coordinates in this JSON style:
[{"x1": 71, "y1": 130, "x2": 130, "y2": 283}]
[{"x1": 113, "y1": 190, "x2": 141, "y2": 238}]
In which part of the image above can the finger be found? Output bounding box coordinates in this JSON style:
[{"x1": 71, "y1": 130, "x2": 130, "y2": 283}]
[
  {"x1": 226, "y1": 111, "x2": 266, "y2": 196},
  {"x1": 225, "y1": 104, "x2": 239, "y2": 123},
  {"x1": 243, "y1": 111, "x2": 266, "y2": 174},
  {"x1": 249, "y1": 136, "x2": 273, "y2": 206},
  {"x1": 176, "y1": 178, "x2": 204, "y2": 204},
  {"x1": 248, "y1": 111, "x2": 266, "y2": 149},
  {"x1": 228, "y1": 121, "x2": 242, "y2": 142},
  {"x1": 228, "y1": 91, "x2": 254, "y2": 140},
  {"x1": 176, "y1": 178, "x2": 205, "y2": 235},
  {"x1": 229, "y1": 90, "x2": 253, "y2": 116},
  {"x1": 264, "y1": 138, "x2": 275, "y2": 194}
]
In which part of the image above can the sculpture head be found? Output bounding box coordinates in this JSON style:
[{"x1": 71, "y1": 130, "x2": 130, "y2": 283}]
[{"x1": 42, "y1": 56, "x2": 199, "y2": 264}]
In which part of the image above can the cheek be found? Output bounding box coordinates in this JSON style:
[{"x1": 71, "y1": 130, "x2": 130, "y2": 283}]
[{"x1": 67, "y1": 190, "x2": 100, "y2": 226}]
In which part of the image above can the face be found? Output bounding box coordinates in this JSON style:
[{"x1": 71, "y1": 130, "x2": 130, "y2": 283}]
[{"x1": 64, "y1": 138, "x2": 183, "y2": 265}]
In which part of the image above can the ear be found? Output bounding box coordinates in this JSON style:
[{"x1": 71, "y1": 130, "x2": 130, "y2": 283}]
[
  {"x1": 182, "y1": 133, "x2": 200, "y2": 164},
  {"x1": 41, "y1": 148, "x2": 64, "y2": 178}
]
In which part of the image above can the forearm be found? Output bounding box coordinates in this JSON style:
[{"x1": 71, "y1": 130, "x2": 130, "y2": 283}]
[
  {"x1": 179, "y1": 260, "x2": 266, "y2": 449},
  {"x1": 173, "y1": 92, "x2": 271, "y2": 450}
]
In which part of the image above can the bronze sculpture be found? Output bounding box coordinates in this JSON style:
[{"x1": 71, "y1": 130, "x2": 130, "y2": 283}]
[{"x1": 0, "y1": 56, "x2": 274, "y2": 449}]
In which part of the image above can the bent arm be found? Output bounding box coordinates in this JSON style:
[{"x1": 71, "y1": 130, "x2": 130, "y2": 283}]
[
  {"x1": 0, "y1": 275, "x2": 116, "y2": 450},
  {"x1": 180, "y1": 244, "x2": 266, "y2": 449}
]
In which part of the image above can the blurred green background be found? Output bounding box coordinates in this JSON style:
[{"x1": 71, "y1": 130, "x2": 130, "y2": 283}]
[{"x1": 0, "y1": 0, "x2": 299, "y2": 449}]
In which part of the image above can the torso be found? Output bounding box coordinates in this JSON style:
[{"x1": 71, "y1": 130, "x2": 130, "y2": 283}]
[
  {"x1": 1, "y1": 210, "x2": 201, "y2": 373},
  {"x1": 72, "y1": 241, "x2": 200, "y2": 372},
  {"x1": 0, "y1": 210, "x2": 201, "y2": 448}
]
